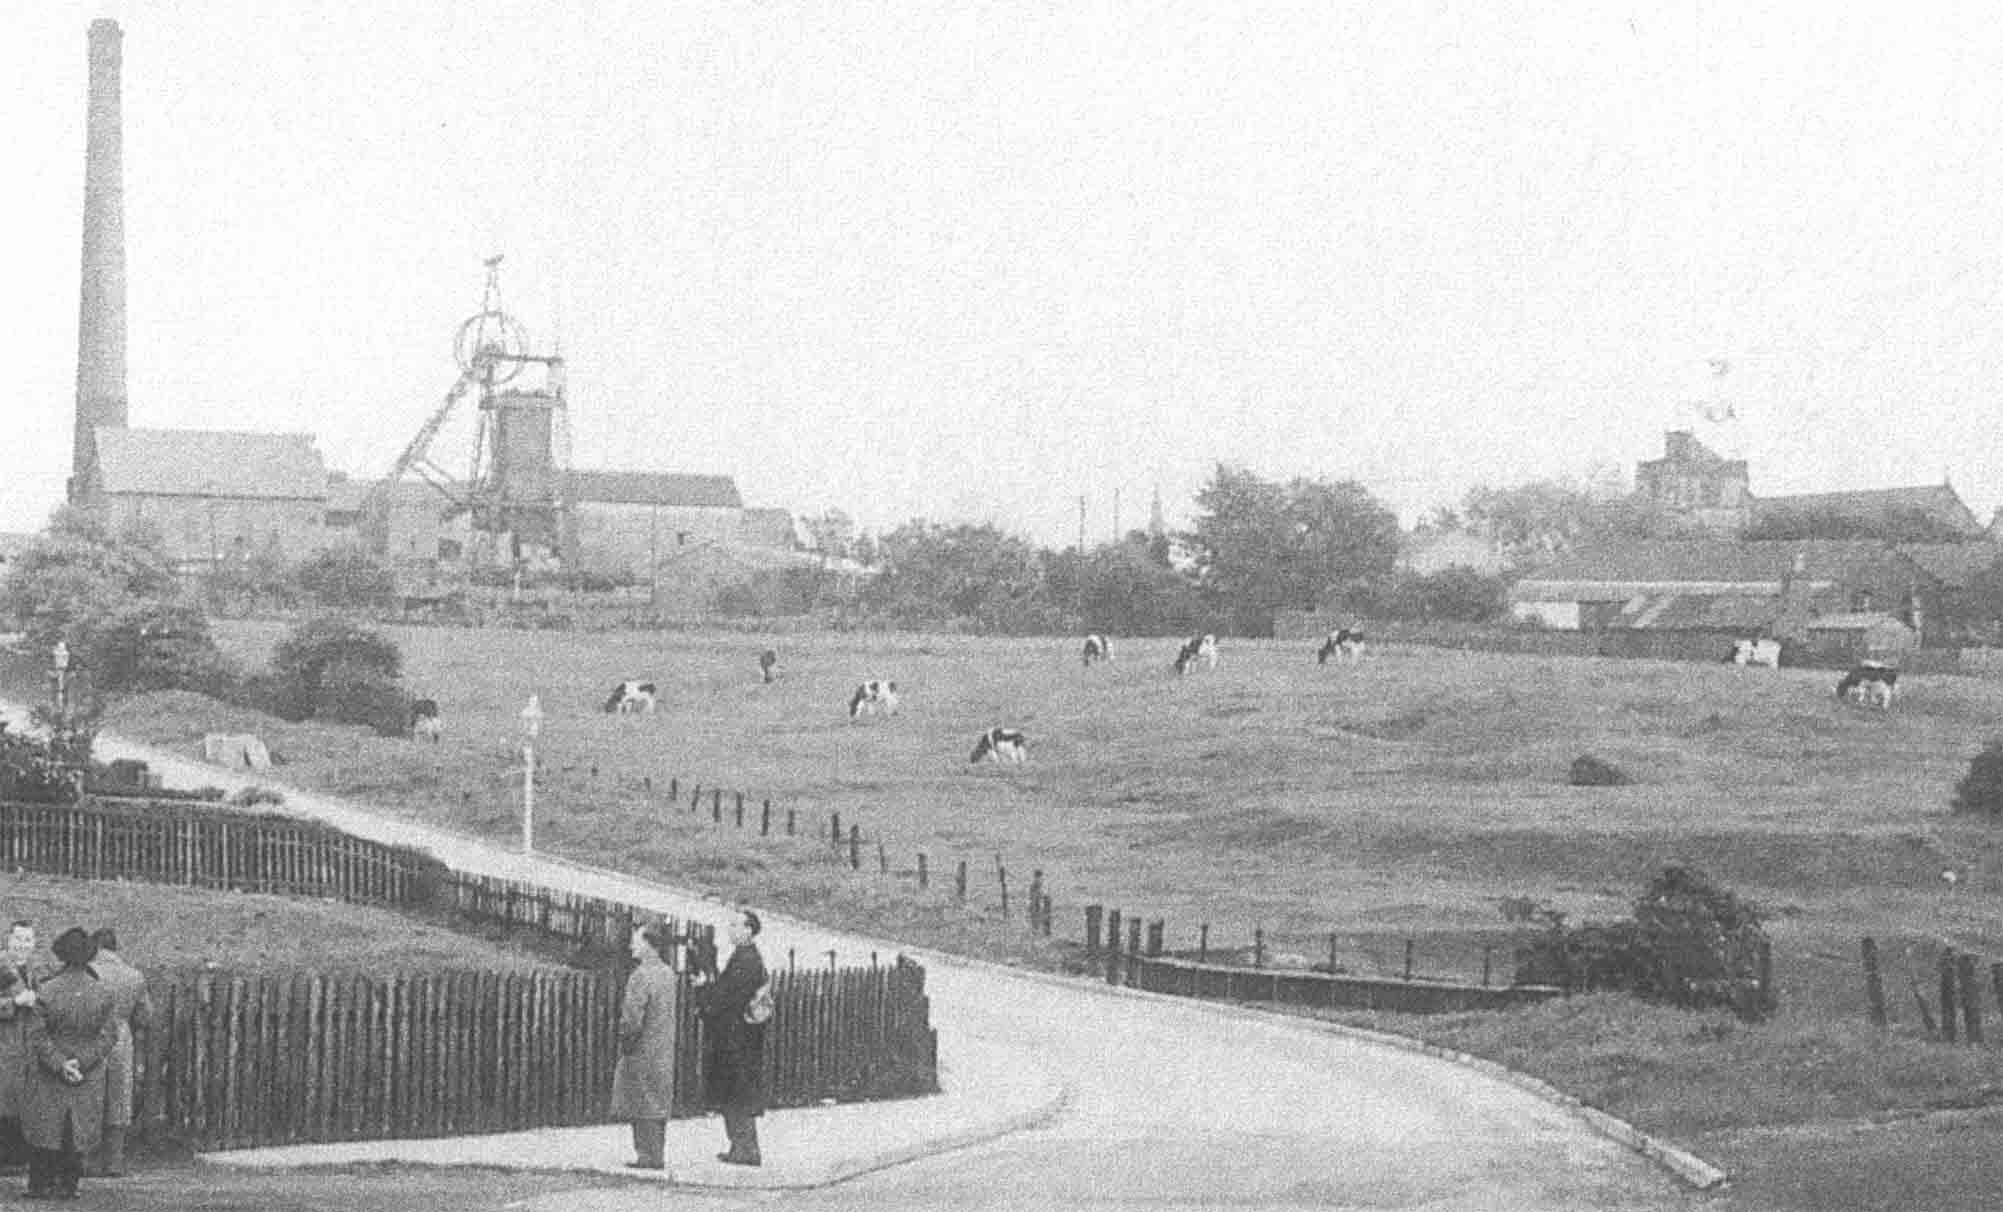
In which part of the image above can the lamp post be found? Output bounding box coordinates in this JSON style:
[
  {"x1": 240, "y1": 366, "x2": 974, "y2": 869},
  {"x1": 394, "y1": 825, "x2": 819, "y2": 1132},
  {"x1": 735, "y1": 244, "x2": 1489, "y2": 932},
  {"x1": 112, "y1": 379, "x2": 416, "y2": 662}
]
[
  {"x1": 519, "y1": 694, "x2": 543, "y2": 854},
  {"x1": 48, "y1": 641, "x2": 75, "y2": 794}
]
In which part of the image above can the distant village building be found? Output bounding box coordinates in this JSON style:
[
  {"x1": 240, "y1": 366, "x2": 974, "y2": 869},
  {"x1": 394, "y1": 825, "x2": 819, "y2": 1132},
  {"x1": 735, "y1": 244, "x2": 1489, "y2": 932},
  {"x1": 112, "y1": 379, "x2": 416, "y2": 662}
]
[{"x1": 1635, "y1": 430, "x2": 1983, "y2": 541}]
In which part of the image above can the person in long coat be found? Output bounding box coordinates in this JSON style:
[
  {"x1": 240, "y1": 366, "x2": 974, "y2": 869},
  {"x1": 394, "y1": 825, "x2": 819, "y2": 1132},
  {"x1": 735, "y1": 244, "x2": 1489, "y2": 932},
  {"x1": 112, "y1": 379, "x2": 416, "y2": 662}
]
[
  {"x1": 0, "y1": 921, "x2": 43, "y2": 1170},
  {"x1": 21, "y1": 927, "x2": 117, "y2": 1200},
  {"x1": 695, "y1": 909, "x2": 769, "y2": 1167},
  {"x1": 609, "y1": 920, "x2": 679, "y2": 1171},
  {"x1": 87, "y1": 927, "x2": 153, "y2": 1178}
]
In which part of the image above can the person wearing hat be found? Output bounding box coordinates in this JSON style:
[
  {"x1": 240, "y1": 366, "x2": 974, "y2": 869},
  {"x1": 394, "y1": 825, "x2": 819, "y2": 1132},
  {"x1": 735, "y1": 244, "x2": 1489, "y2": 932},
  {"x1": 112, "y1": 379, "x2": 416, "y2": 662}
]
[
  {"x1": 694, "y1": 909, "x2": 769, "y2": 1167},
  {"x1": 87, "y1": 927, "x2": 152, "y2": 1178},
  {"x1": 20, "y1": 927, "x2": 117, "y2": 1199},
  {"x1": 610, "y1": 919, "x2": 680, "y2": 1172},
  {"x1": 0, "y1": 922, "x2": 43, "y2": 1172}
]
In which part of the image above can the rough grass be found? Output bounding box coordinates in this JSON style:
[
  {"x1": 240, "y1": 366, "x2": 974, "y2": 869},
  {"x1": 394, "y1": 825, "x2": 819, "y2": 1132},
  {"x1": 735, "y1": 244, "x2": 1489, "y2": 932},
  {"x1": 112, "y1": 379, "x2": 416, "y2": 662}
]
[
  {"x1": 0, "y1": 869, "x2": 556, "y2": 974},
  {"x1": 67, "y1": 624, "x2": 2003, "y2": 1205}
]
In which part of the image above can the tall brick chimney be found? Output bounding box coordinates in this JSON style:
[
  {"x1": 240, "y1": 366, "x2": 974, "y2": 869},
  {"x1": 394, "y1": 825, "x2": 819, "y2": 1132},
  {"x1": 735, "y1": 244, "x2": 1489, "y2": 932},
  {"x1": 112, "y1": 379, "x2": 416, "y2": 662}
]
[{"x1": 71, "y1": 17, "x2": 129, "y2": 504}]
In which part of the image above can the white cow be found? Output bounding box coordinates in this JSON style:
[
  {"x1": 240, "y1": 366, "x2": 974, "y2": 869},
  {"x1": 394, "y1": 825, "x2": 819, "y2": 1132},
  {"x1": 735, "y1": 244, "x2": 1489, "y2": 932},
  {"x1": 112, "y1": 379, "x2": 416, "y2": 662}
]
[
  {"x1": 1173, "y1": 634, "x2": 1218, "y2": 676},
  {"x1": 849, "y1": 680, "x2": 900, "y2": 720},
  {"x1": 1731, "y1": 638, "x2": 1782, "y2": 668},
  {"x1": 604, "y1": 681, "x2": 659, "y2": 714},
  {"x1": 1836, "y1": 662, "x2": 1898, "y2": 710},
  {"x1": 968, "y1": 726, "x2": 1029, "y2": 765},
  {"x1": 409, "y1": 698, "x2": 443, "y2": 743},
  {"x1": 1317, "y1": 628, "x2": 1365, "y2": 665},
  {"x1": 1081, "y1": 635, "x2": 1114, "y2": 667}
]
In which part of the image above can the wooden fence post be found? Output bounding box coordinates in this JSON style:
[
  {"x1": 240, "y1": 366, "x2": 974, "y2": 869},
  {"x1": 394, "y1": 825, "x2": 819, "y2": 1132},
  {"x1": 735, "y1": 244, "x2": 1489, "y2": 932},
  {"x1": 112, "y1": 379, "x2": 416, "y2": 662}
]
[
  {"x1": 1039, "y1": 892, "x2": 1053, "y2": 936},
  {"x1": 1958, "y1": 953, "x2": 1984, "y2": 1044},
  {"x1": 831, "y1": 813, "x2": 841, "y2": 851},
  {"x1": 1126, "y1": 918, "x2": 1142, "y2": 987},
  {"x1": 877, "y1": 838, "x2": 888, "y2": 875},
  {"x1": 735, "y1": 793, "x2": 744, "y2": 828},
  {"x1": 955, "y1": 861, "x2": 967, "y2": 902},
  {"x1": 1253, "y1": 927, "x2": 1264, "y2": 969},
  {"x1": 918, "y1": 854, "x2": 929, "y2": 891},
  {"x1": 1199, "y1": 923, "x2": 1209, "y2": 964},
  {"x1": 712, "y1": 789, "x2": 723, "y2": 824},
  {"x1": 1104, "y1": 910, "x2": 1123, "y2": 984},
  {"x1": 1482, "y1": 947, "x2": 1493, "y2": 988},
  {"x1": 1861, "y1": 937, "x2": 1888, "y2": 1029},
  {"x1": 1028, "y1": 871, "x2": 1044, "y2": 930},
  {"x1": 848, "y1": 826, "x2": 861, "y2": 871},
  {"x1": 1147, "y1": 919, "x2": 1164, "y2": 957},
  {"x1": 998, "y1": 865, "x2": 1009, "y2": 917},
  {"x1": 669, "y1": 777, "x2": 678, "y2": 801},
  {"x1": 1910, "y1": 971, "x2": 1939, "y2": 1038},
  {"x1": 1941, "y1": 951, "x2": 1959, "y2": 1043},
  {"x1": 690, "y1": 784, "x2": 701, "y2": 812},
  {"x1": 1403, "y1": 939, "x2": 1415, "y2": 982},
  {"x1": 1085, "y1": 905, "x2": 1103, "y2": 957},
  {"x1": 1991, "y1": 963, "x2": 2003, "y2": 1029},
  {"x1": 761, "y1": 800, "x2": 771, "y2": 837}
]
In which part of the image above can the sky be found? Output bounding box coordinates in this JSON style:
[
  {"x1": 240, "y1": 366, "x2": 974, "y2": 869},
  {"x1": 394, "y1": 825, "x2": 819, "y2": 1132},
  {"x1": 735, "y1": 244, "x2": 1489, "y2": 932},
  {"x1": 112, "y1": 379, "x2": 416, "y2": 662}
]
[{"x1": 6, "y1": 2, "x2": 2003, "y2": 549}]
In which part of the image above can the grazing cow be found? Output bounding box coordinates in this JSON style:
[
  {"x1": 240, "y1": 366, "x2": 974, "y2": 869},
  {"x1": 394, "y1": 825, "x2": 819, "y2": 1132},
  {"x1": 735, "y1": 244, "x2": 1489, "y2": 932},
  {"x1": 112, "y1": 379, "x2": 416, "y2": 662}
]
[
  {"x1": 603, "y1": 680, "x2": 659, "y2": 714},
  {"x1": 1731, "y1": 638, "x2": 1782, "y2": 668},
  {"x1": 1173, "y1": 633, "x2": 1218, "y2": 675},
  {"x1": 758, "y1": 649, "x2": 779, "y2": 683},
  {"x1": 1835, "y1": 662, "x2": 1898, "y2": 710},
  {"x1": 1082, "y1": 634, "x2": 1113, "y2": 667},
  {"x1": 1317, "y1": 628, "x2": 1365, "y2": 665},
  {"x1": 968, "y1": 726, "x2": 1029, "y2": 765},
  {"x1": 409, "y1": 698, "x2": 443, "y2": 744},
  {"x1": 848, "y1": 680, "x2": 900, "y2": 719}
]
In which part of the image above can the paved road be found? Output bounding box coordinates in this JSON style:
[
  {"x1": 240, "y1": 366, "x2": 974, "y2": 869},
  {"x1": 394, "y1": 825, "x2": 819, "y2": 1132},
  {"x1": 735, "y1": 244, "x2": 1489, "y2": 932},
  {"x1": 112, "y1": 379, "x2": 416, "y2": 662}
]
[{"x1": 48, "y1": 718, "x2": 1698, "y2": 1210}]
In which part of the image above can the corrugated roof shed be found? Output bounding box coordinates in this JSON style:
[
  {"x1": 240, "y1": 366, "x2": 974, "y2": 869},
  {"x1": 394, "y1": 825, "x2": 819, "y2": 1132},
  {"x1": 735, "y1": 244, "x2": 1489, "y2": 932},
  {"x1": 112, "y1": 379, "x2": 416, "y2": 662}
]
[
  {"x1": 1612, "y1": 593, "x2": 1782, "y2": 631},
  {"x1": 569, "y1": 470, "x2": 742, "y2": 509},
  {"x1": 93, "y1": 428, "x2": 328, "y2": 499}
]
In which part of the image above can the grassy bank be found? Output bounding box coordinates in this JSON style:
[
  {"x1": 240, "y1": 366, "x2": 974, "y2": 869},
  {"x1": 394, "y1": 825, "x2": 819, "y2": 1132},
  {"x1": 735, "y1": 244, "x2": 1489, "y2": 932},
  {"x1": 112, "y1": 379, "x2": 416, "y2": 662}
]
[{"x1": 53, "y1": 622, "x2": 2003, "y2": 1206}]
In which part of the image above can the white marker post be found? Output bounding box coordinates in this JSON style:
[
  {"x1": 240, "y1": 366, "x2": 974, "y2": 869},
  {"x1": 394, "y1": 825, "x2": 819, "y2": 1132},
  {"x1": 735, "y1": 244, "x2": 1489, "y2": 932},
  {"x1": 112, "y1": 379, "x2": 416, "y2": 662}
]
[{"x1": 520, "y1": 694, "x2": 543, "y2": 854}]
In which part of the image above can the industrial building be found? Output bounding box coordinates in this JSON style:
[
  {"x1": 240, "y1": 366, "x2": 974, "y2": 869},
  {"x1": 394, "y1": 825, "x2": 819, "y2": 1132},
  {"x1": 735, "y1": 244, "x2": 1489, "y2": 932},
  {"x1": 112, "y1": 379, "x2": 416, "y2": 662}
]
[{"x1": 61, "y1": 18, "x2": 800, "y2": 584}]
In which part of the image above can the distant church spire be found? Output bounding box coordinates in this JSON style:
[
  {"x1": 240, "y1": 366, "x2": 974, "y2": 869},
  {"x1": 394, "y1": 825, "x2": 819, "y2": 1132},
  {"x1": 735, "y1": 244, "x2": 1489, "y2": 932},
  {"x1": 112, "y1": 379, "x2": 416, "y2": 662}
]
[{"x1": 1148, "y1": 484, "x2": 1166, "y2": 539}]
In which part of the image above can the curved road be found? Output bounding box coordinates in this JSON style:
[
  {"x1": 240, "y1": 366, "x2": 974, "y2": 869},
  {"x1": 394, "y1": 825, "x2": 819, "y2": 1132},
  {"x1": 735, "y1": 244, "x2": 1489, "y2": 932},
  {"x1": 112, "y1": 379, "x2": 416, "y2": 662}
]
[{"x1": 60, "y1": 720, "x2": 1695, "y2": 1211}]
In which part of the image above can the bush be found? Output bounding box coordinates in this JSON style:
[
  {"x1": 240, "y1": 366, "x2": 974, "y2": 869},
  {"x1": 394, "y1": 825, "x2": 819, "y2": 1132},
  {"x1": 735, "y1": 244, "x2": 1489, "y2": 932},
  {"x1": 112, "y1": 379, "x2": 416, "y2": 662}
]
[
  {"x1": 1515, "y1": 866, "x2": 1772, "y2": 1019},
  {"x1": 0, "y1": 723, "x2": 79, "y2": 804},
  {"x1": 1568, "y1": 754, "x2": 1634, "y2": 786},
  {"x1": 273, "y1": 617, "x2": 401, "y2": 700},
  {"x1": 84, "y1": 602, "x2": 236, "y2": 698},
  {"x1": 314, "y1": 661, "x2": 412, "y2": 738},
  {"x1": 1952, "y1": 740, "x2": 2003, "y2": 818}
]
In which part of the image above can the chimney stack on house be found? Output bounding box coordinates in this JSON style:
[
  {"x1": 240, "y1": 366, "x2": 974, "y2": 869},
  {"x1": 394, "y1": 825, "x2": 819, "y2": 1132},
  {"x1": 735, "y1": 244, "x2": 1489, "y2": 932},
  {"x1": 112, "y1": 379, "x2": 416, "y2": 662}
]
[{"x1": 71, "y1": 17, "x2": 130, "y2": 504}]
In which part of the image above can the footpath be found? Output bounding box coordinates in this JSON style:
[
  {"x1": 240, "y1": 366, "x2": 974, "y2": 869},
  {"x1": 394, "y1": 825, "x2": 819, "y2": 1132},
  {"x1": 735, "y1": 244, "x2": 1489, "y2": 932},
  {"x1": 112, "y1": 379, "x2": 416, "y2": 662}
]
[{"x1": 6, "y1": 712, "x2": 1725, "y2": 1203}]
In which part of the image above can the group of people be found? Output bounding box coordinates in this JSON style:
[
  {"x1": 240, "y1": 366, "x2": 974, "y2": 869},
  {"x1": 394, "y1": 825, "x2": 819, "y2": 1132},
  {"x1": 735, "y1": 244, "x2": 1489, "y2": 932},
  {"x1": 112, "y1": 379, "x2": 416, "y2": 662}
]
[
  {"x1": 0, "y1": 920, "x2": 153, "y2": 1200},
  {"x1": 612, "y1": 908, "x2": 770, "y2": 1172}
]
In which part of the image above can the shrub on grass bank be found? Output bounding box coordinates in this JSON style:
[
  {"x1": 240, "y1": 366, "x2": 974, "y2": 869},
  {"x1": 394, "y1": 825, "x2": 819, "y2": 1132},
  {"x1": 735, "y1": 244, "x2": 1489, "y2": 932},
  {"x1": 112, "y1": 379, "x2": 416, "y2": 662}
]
[
  {"x1": 272, "y1": 617, "x2": 401, "y2": 699},
  {"x1": 314, "y1": 661, "x2": 412, "y2": 738},
  {"x1": 1951, "y1": 740, "x2": 2003, "y2": 818},
  {"x1": 1515, "y1": 866, "x2": 1771, "y2": 1018}
]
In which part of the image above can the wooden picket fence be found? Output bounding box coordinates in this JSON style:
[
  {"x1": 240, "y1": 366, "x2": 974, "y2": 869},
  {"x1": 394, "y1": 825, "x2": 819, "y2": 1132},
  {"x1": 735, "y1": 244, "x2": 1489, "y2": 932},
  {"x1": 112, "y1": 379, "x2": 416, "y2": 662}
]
[
  {"x1": 0, "y1": 797, "x2": 442, "y2": 903},
  {"x1": 133, "y1": 958, "x2": 938, "y2": 1151}
]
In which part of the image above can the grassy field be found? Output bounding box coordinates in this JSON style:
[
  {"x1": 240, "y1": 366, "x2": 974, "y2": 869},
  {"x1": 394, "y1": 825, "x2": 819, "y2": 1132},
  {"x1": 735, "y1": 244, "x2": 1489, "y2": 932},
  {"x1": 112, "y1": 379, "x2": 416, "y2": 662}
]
[{"x1": 81, "y1": 622, "x2": 2003, "y2": 1208}]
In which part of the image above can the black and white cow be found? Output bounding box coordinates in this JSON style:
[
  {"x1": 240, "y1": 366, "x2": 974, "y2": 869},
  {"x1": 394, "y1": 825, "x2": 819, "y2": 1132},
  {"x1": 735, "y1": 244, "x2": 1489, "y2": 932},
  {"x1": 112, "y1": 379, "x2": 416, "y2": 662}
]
[
  {"x1": 758, "y1": 649, "x2": 780, "y2": 684},
  {"x1": 969, "y1": 726, "x2": 1029, "y2": 765},
  {"x1": 1731, "y1": 638, "x2": 1782, "y2": 668},
  {"x1": 1317, "y1": 628, "x2": 1365, "y2": 665},
  {"x1": 409, "y1": 698, "x2": 443, "y2": 744},
  {"x1": 604, "y1": 680, "x2": 659, "y2": 714},
  {"x1": 849, "y1": 680, "x2": 900, "y2": 719},
  {"x1": 1082, "y1": 635, "x2": 1113, "y2": 667},
  {"x1": 1836, "y1": 662, "x2": 1898, "y2": 710},
  {"x1": 1173, "y1": 633, "x2": 1218, "y2": 675}
]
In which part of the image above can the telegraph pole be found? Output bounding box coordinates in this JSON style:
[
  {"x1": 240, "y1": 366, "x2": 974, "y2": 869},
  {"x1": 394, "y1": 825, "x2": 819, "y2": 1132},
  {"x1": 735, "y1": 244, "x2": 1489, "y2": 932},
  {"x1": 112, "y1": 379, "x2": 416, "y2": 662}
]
[{"x1": 1077, "y1": 495, "x2": 1087, "y2": 553}]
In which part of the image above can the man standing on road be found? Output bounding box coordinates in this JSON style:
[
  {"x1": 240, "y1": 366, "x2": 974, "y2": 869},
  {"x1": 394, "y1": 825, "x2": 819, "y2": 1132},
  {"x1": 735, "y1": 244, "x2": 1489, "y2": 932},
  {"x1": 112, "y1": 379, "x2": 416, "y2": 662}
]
[
  {"x1": 88, "y1": 927, "x2": 152, "y2": 1177},
  {"x1": 610, "y1": 920, "x2": 679, "y2": 1172},
  {"x1": 695, "y1": 909, "x2": 769, "y2": 1167}
]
